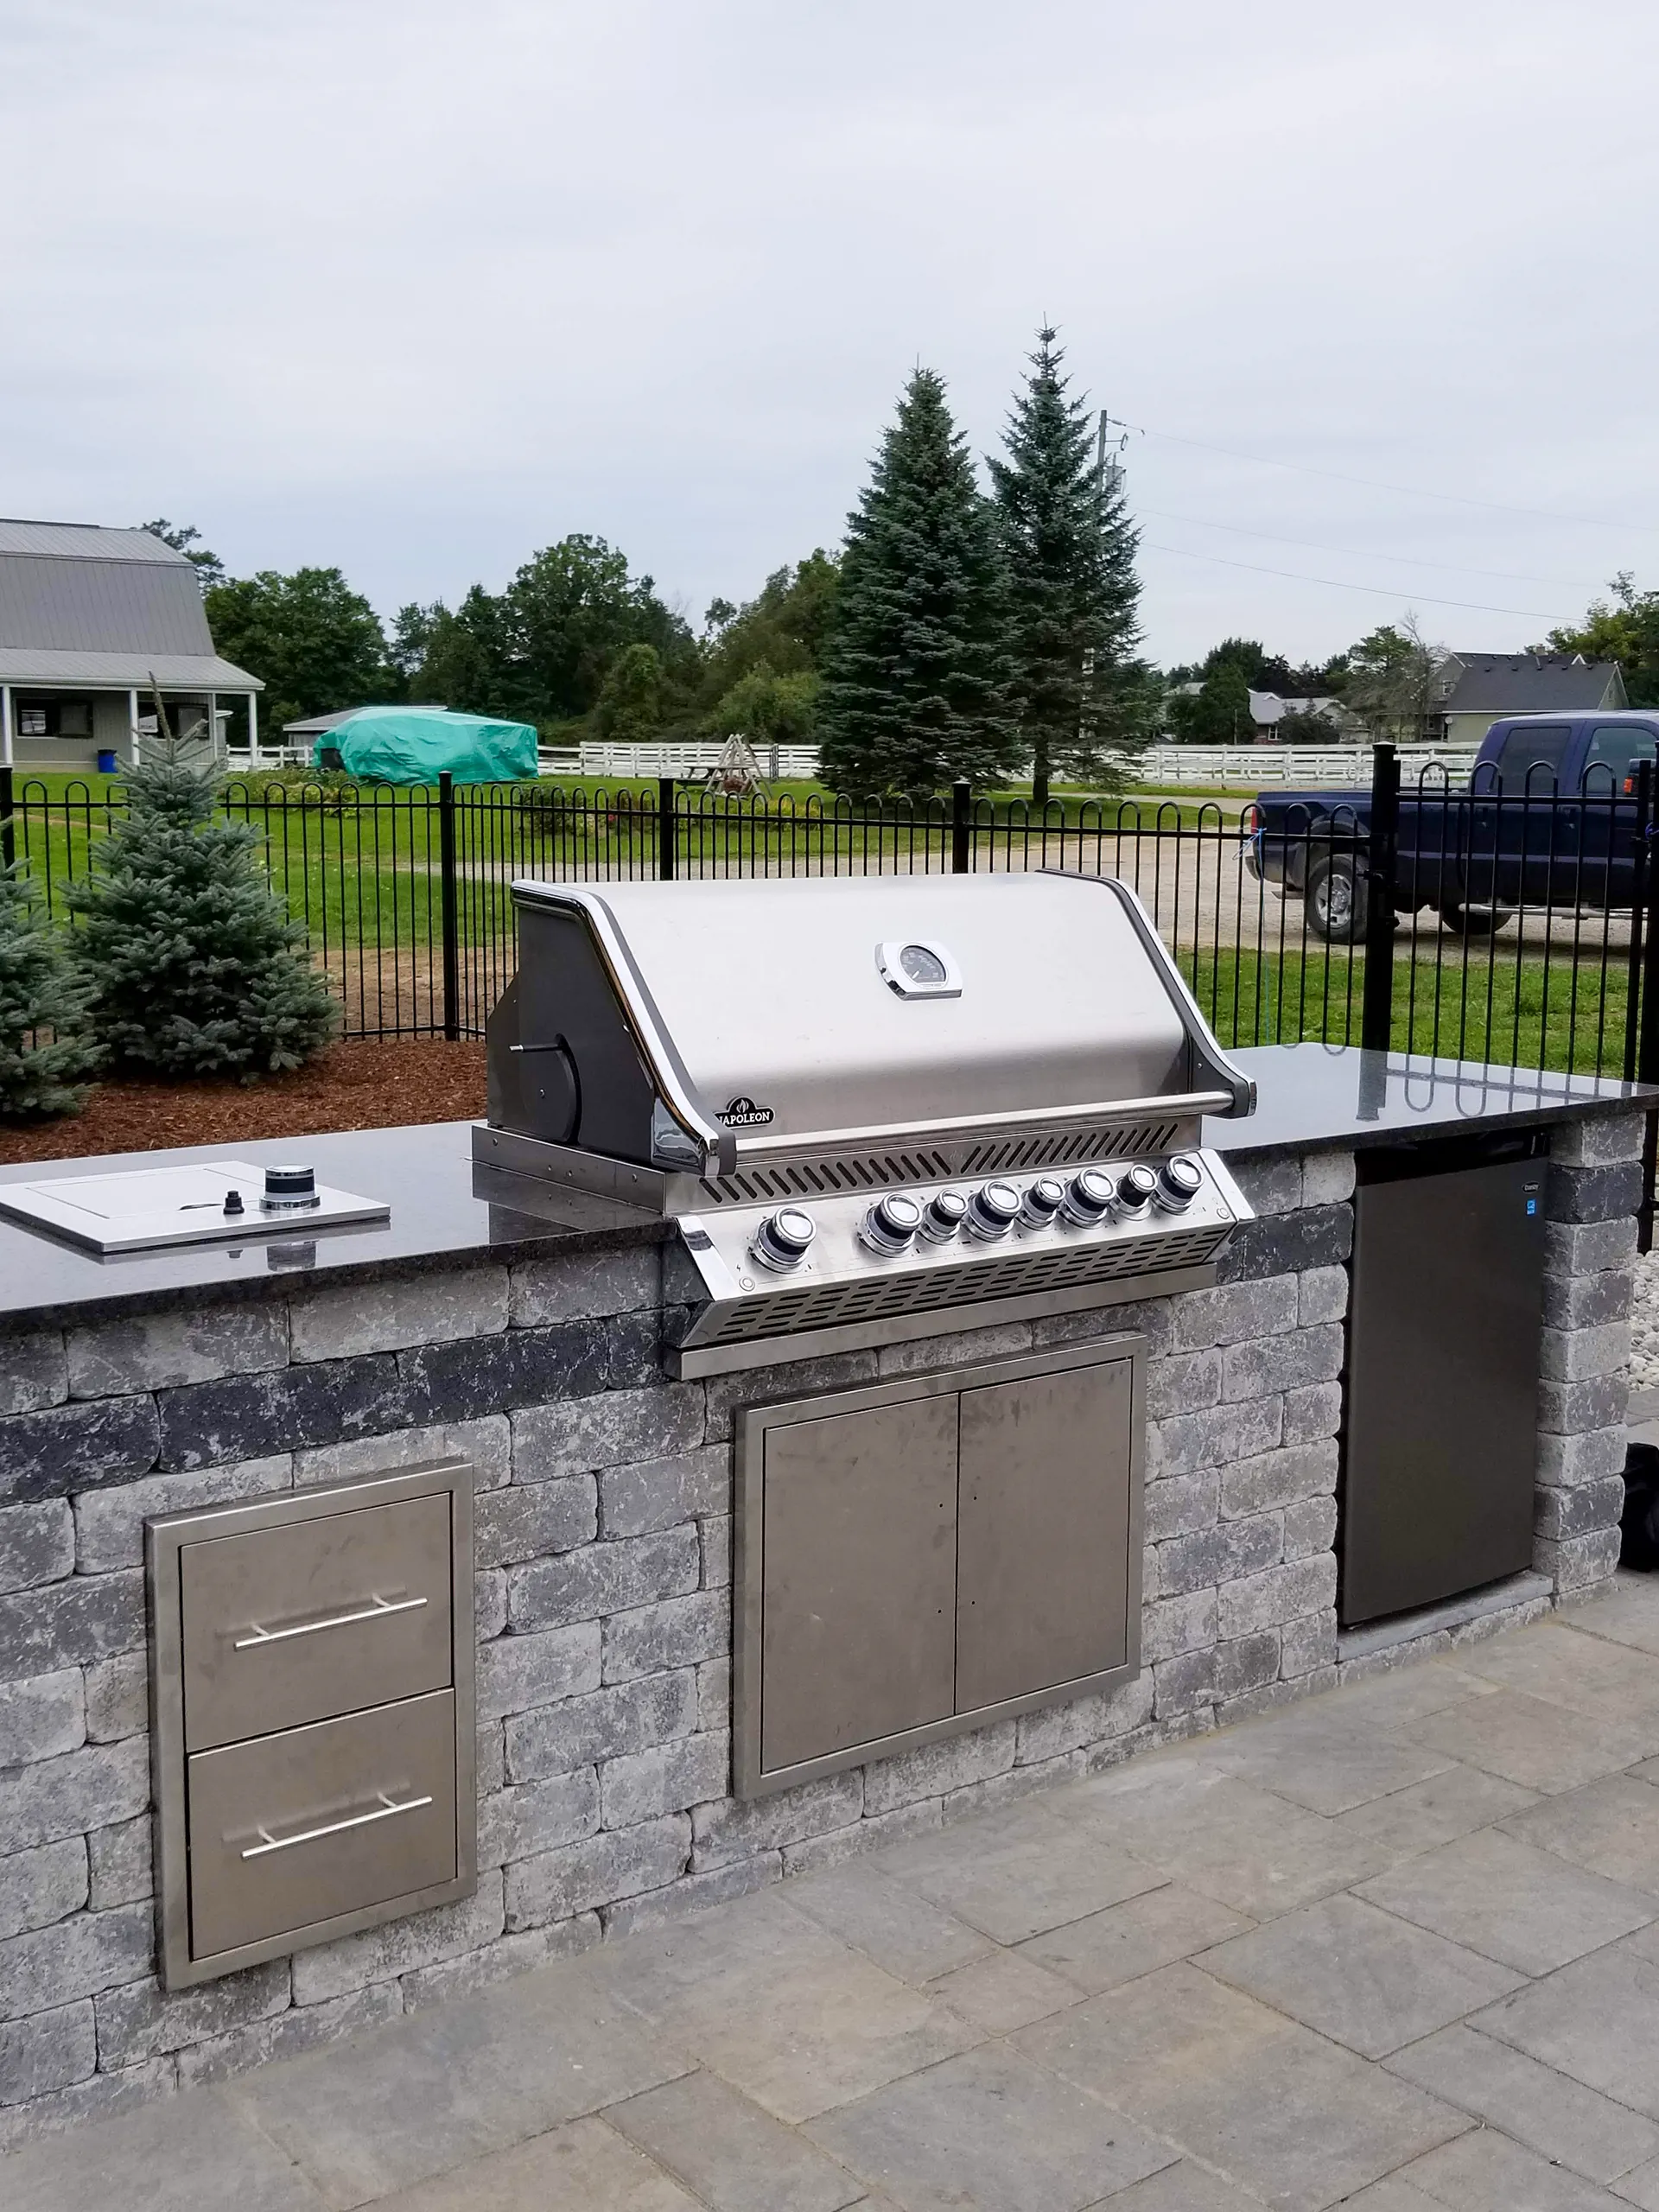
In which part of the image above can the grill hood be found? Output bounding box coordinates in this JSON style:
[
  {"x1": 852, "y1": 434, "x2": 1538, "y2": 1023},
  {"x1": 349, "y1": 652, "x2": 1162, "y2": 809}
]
[{"x1": 483, "y1": 874, "x2": 1253, "y2": 1209}]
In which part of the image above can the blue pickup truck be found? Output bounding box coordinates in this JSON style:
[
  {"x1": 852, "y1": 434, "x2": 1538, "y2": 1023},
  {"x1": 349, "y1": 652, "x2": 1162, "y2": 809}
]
[{"x1": 1246, "y1": 710, "x2": 1659, "y2": 940}]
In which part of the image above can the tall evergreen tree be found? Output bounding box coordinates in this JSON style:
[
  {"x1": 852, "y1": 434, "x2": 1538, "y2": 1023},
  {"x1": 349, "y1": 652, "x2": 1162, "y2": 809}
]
[
  {"x1": 989, "y1": 327, "x2": 1148, "y2": 804},
  {"x1": 818, "y1": 368, "x2": 1014, "y2": 798},
  {"x1": 68, "y1": 741, "x2": 338, "y2": 1077},
  {"x1": 0, "y1": 863, "x2": 97, "y2": 1118}
]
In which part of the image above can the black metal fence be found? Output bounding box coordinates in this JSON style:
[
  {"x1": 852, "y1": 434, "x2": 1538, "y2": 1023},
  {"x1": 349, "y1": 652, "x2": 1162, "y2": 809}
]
[{"x1": 5, "y1": 752, "x2": 1659, "y2": 1102}]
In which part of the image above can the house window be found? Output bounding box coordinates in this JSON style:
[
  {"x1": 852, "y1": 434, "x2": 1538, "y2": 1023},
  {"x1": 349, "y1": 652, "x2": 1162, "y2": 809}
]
[{"x1": 15, "y1": 697, "x2": 92, "y2": 738}]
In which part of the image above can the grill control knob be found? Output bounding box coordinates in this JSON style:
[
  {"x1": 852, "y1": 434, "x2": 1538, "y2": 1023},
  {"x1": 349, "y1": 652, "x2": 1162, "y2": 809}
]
[
  {"x1": 861, "y1": 1192, "x2": 923, "y2": 1255},
  {"x1": 1019, "y1": 1176, "x2": 1065, "y2": 1229},
  {"x1": 752, "y1": 1206, "x2": 817, "y2": 1272},
  {"x1": 1114, "y1": 1164, "x2": 1159, "y2": 1218},
  {"x1": 1154, "y1": 1154, "x2": 1205, "y2": 1213},
  {"x1": 1061, "y1": 1167, "x2": 1116, "y2": 1225},
  {"x1": 919, "y1": 1189, "x2": 968, "y2": 1243},
  {"x1": 964, "y1": 1179, "x2": 1021, "y2": 1242}
]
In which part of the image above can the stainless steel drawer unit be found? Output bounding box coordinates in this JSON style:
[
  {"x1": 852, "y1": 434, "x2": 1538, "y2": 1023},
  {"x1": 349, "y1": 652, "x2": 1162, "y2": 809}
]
[{"x1": 147, "y1": 1461, "x2": 476, "y2": 1989}]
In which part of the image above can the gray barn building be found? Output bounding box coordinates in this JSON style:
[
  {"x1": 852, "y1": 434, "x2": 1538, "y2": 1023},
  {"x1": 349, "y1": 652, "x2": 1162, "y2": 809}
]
[{"x1": 0, "y1": 519, "x2": 262, "y2": 774}]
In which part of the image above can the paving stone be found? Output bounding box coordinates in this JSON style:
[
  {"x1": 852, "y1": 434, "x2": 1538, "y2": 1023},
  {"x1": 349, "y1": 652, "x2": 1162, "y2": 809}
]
[
  {"x1": 67, "y1": 1303, "x2": 288, "y2": 1396},
  {"x1": 0, "y1": 1502, "x2": 74, "y2": 1595},
  {"x1": 1358, "y1": 1827, "x2": 1656, "y2": 1974},
  {"x1": 1389, "y1": 2123, "x2": 1631, "y2": 2210},
  {"x1": 603, "y1": 1588, "x2": 730, "y2": 1683},
  {"x1": 609, "y1": 2067, "x2": 866, "y2": 2212},
  {"x1": 513, "y1": 1383, "x2": 704, "y2": 1479},
  {"x1": 505, "y1": 1815, "x2": 690, "y2": 1930},
  {"x1": 1471, "y1": 1933, "x2": 1659, "y2": 2118},
  {"x1": 881, "y1": 1802, "x2": 1164, "y2": 1945},
  {"x1": 291, "y1": 1878, "x2": 505, "y2": 2005},
  {"x1": 479, "y1": 1768, "x2": 601, "y2": 1869},
  {"x1": 1398, "y1": 1687, "x2": 1657, "y2": 1794},
  {"x1": 0, "y1": 1572, "x2": 143, "y2": 1675},
  {"x1": 0, "y1": 1902, "x2": 154, "y2": 2023},
  {"x1": 1385, "y1": 2023, "x2": 1659, "y2": 2187},
  {"x1": 600, "y1": 1445, "x2": 730, "y2": 1537},
  {"x1": 73, "y1": 1455, "x2": 291, "y2": 1573},
  {"x1": 506, "y1": 1668, "x2": 699, "y2": 1780},
  {"x1": 0, "y1": 2054, "x2": 175, "y2": 2157},
  {"x1": 1096, "y1": 2165, "x2": 1265, "y2": 2211},
  {"x1": 924, "y1": 1943, "x2": 1084, "y2": 2033},
  {"x1": 478, "y1": 1620, "x2": 601, "y2": 1719},
  {"x1": 0, "y1": 1739, "x2": 149, "y2": 1851},
  {"x1": 173, "y1": 1980, "x2": 404, "y2": 2091},
  {"x1": 93, "y1": 1959, "x2": 291, "y2": 2065},
  {"x1": 1018, "y1": 1879, "x2": 1253, "y2": 1993},
  {"x1": 0, "y1": 1669, "x2": 86, "y2": 1765},
  {"x1": 785, "y1": 1859, "x2": 992, "y2": 1983},
  {"x1": 1501, "y1": 1771, "x2": 1659, "y2": 1898},
  {"x1": 474, "y1": 1473, "x2": 596, "y2": 1566},
  {"x1": 1199, "y1": 1704, "x2": 1453, "y2": 1816},
  {"x1": 0, "y1": 1999, "x2": 96, "y2": 2107},
  {"x1": 601, "y1": 1733, "x2": 730, "y2": 1828},
  {"x1": 509, "y1": 1246, "x2": 660, "y2": 1326},
  {"x1": 0, "y1": 1396, "x2": 160, "y2": 1504},
  {"x1": 289, "y1": 1266, "x2": 507, "y2": 1360},
  {"x1": 322, "y1": 2111, "x2": 705, "y2": 2209},
  {"x1": 0, "y1": 1839, "x2": 86, "y2": 1942},
  {"x1": 509, "y1": 1527, "x2": 701, "y2": 1630},
  {"x1": 0, "y1": 1330, "x2": 67, "y2": 1418}
]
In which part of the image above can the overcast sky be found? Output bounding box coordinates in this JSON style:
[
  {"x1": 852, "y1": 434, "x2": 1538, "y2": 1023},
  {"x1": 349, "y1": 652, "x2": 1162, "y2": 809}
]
[{"x1": 3, "y1": 0, "x2": 1656, "y2": 666}]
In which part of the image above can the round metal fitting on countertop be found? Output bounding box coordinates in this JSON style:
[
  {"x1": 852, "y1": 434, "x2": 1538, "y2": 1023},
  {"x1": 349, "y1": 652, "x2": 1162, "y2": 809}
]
[
  {"x1": 1154, "y1": 1154, "x2": 1205, "y2": 1213},
  {"x1": 1113, "y1": 1164, "x2": 1159, "y2": 1218},
  {"x1": 1019, "y1": 1176, "x2": 1065, "y2": 1229},
  {"x1": 752, "y1": 1206, "x2": 817, "y2": 1272},
  {"x1": 1060, "y1": 1166, "x2": 1116, "y2": 1225},
  {"x1": 860, "y1": 1192, "x2": 924, "y2": 1255},
  {"x1": 963, "y1": 1179, "x2": 1022, "y2": 1242},
  {"x1": 918, "y1": 1189, "x2": 968, "y2": 1243},
  {"x1": 259, "y1": 1163, "x2": 321, "y2": 1213}
]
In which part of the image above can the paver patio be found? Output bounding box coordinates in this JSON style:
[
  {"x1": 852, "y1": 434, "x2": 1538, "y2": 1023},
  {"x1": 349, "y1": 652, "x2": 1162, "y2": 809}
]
[{"x1": 9, "y1": 1573, "x2": 1659, "y2": 2211}]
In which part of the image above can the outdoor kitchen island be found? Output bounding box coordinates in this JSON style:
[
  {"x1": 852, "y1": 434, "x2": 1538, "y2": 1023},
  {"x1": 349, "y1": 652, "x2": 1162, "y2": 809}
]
[{"x1": 0, "y1": 1041, "x2": 1649, "y2": 2140}]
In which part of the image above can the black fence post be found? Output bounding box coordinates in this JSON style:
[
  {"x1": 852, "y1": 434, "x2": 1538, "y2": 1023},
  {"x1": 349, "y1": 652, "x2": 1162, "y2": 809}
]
[
  {"x1": 438, "y1": 771, "x2": 460, "y2": 1043},
  {"x1": 951, "y1": 779, "x2": 971, "y2": 874},
  {"x1": 0, "y1": 762, "x2": 13, "y2": 871},
  {"x1": 1360, "y1": 741, "x2": 1400, "y2": 1054},
  {"x1": 1624, "y1": 761, "x2": 1653, "y2": 1086},
  {"x1": 1637, "y1": 766, "x2": 1659, "y2": 1254},
  {"x1": 658, "y1": 776, "x2": 677, "y2": 882}
]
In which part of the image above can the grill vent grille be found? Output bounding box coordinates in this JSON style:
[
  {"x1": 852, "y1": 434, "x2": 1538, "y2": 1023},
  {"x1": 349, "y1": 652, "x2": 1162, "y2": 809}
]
[
  {"x1": 708, "y1": 1122, "x2": 1178, "y2": 1206},
  {"x1": 701, "y1": 1224, "x2": 1228, "y2": 1345}
]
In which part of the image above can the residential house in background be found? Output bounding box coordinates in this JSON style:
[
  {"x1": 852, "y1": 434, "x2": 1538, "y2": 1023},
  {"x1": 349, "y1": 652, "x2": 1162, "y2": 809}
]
[
  {"x1": 1427, "y1": 651, "x2": 1625, "y2": 748},
  {"x1": 1247, "y1": 690, "x2": 1360, "y2": 740},
  {"x1": 0, "y1": 519, "x2": 262, "y2": 773}
]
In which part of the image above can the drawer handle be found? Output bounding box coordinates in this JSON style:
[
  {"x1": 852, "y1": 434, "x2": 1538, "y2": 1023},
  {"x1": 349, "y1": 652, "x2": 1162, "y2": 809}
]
[
  {"x1": 241, "y1": 1789, "x2": 435, "y2": 1859},
  {"x1": 233, "y1": 1593, "x2": 428, "y2": 1649}
]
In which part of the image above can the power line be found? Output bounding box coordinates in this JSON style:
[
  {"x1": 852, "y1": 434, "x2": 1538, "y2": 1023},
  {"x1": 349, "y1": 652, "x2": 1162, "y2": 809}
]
[
  {"x1": 1135, "y1": 505, "x2": 1599, "y2": 593},
  {"x1": 1116, "y1": 416, "x2": 1659, "y2": 536},
  {"x1": 1140, "y1": 539, "x2": 1564, "y2": 620}
]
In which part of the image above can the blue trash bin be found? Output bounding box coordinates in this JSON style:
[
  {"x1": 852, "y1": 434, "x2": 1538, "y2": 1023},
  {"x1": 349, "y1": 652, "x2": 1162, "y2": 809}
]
[{"x1": 97, "y1": 749, "x2": 118, "y2": 774}]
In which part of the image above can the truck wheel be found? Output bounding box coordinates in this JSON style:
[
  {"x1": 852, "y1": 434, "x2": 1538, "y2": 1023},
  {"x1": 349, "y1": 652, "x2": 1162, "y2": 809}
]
[
  {"x1": 1306, "y1": 855, "x2": 1369, "y2": 943},
  {"x1": 1439, "y1": 899, "x2": 1516, "y2": 938}
]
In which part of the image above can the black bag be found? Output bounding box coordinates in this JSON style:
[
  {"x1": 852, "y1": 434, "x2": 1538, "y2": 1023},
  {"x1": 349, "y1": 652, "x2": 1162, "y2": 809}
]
[{"x1": 1621, "y1": 1441, "x2": 1659, "y2": 1571}]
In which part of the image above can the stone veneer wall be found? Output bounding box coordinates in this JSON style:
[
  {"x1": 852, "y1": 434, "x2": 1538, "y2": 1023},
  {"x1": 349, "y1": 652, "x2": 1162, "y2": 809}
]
[{"x1": 0, "y1": 1118, "x2": 1638, "y2": 2145}]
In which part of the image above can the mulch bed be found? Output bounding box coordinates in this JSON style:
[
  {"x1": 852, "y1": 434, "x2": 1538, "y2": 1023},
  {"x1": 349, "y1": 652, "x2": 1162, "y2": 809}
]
[{"x1": 0, "y1": 1040, "x2": 487, "y2": 1165}]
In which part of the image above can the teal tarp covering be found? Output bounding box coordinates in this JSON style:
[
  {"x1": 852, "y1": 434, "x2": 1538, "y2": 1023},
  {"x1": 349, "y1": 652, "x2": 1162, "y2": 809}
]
[{"x1": 316, "y1": 707, "x2": 538, "y2": 785}]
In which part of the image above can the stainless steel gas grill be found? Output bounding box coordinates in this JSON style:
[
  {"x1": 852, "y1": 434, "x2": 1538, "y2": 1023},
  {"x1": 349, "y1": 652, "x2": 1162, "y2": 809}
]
[{"x1": 474, "y1": 873, "x2": 1255, "y2": 1371}]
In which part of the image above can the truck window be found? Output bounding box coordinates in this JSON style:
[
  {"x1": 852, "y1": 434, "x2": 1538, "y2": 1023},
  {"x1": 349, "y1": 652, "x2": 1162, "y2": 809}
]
[
  {"x1": 1494, "y1": 724, "x2": 1572, "y2": 794},
  {"x1": 1582, "y1": 725, "x2": 1659, "y2": 797}
]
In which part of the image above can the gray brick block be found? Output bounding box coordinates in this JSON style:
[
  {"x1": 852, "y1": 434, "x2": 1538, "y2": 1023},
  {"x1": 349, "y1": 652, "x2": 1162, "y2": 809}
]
[
  {"x1": 1281, "y1": 1611, "x2": 1338, "y2": 1676},
  {"x1": 510, "y1": 1249, "x2": 660, "y2": 1327},
  {"x1": 1218, "y1": 1554, "x2": 1338, "y2": 1640},
  {"x1": 289, "y1": 1268, "x2": 507, "y2": 1362},
  {"x1": 475, "y1": 1570, "x2": 507, "y2": 1642},
  {"x1": 399, "y1": 1917, "x2": 600, "y2": 2013},
  {"x1": 1538, "y1": 1370, "x2": 1628, "y2": 1438},
  {"x1": 877, "y1": 1320, "x2": 1033, "y2": 1377},
  {"x1": 1216, "y1": 1630, "x2": 1281, "y2": 1700},
  {"x1": 73, "y1": 1456, "x2": 291, "y2": 1574},
  {"x1": 782, "y1": 1799, "x2": 943, "y2": 1878},
  {"x1": 1220, "y1": 1440, "x2": 1337, "y2": 1520},
  {"x1": 509, "y1": 1527, "x2": 700, "y2": 1632},
  {"x1": 1535, "y1": 1426, "x2": 1628, "y2": 1489},
  {"x1": 602, "y1": 1589, "x2": 730, "y2": 1685},
  {"x1": 173, "y1": 1982, "x2": 402, "y2": 2093},
  {"x1": 601, "y1": 1853, "x2": 779, "y2": 1940},
  {"x1": 0, "y1": 1332, "x2": 67, "y2": 1418},
  {"x1": 599, "y1": 1446, "x2": 729, "y2": 1538},
  {"x1": 0, "y1": 2055, "x2": 174, "y2": 2151},
  {"x1": 512, "y1": 1383, "x2": 704, "y2": 1480},
  {"x1": 476, "y1": 1719, "x2": 505, "y2": 1796},
  {"x1": 296, "y1": 1414, "x2": 510, "y2": 1492},
  {"x1": 1155, "y1": 1510, "x2": 1281, "y2": 1598},
  {"x1": 1147, "y1": 1350, "x2": 1222, "y2": 1420},
  {"x1": 505, "y1": 1667, "x2": 698, "y2": 1782},
  {"x1": 696, "y1": 1655, "x2": 731, "y2": 1733},
  {"x1": 944, "y1": 1751, "x2": 1085, "y2": 1825},
  {"x1": 690, "y1": 1770, "x2": 864, "y2": 1868},
  {"x1": 93, "y1": 1961, "x2": 289, "y2": 2066},
  {"x1": 474, "y1": 1474, "x2": 595, "y2": 1567},
  {"x1": 0, "y1": 1903, "x2": 152, "y2": 2023},
  {"x1": 1539, "y1": 1322, "x2": 1630, "y2": 1384},
  {"x1": 1535, "y1": 1477, "x2": 1626, "y2": 1543},
  {"x1": 505, "y1": 1813, "x2": 689, "y2": 1930},
  {"x1": 1142, "y1": 1586, "x2": 1217, "y2": 1661},
  {"x1": 0, "y1": 1740, "x2": 149, "y2": 1852},
  {"x1": 1154, "y1": 1646, "x2": 1216, "y2": 1718},
  {"x1": 1170, "y1": 1275, "x2": 1300, "y2": 1352},
  {"x1": 1282, "y1": 1382, "x2": 1344, "y2": 1446},
  {"x1": 0, "y1": 1671, "x2": 85, "y2": 1765},
  {"x1": 862, "y1": 1719, "x2": 1016, "y2": 1817},
  {"x1": 1223, "y1": 1324, "x2": 1344, "y2": 1404},
  {"x1": 1542, "y1": 1268, "x2": 1632, "y2": 1330},
  {"x1": 291, "y1": 1879, "x2": 505, "y2": 2006},
  {"x1": 1284, "y1": 1494, "x2": 1339, "y2": 1559},
  {"x1": 0, "y1": 1503, "x2": 73, "y2": 1595},
  {"x1": 478, "y1": 1620, "x2": 601, "y2": 1719},
  {"x1": 699, "y1": 1514, "x2": 731, "y2": 1590},
  {"x1": 0, "y1": 1397, "x2": 160, "y2": 1507},
  {"x1": 1014, "y1": 1671, "x2": 1153, "y2": 1763},
  {"x1": 1144, "y1": 1471, "x2": 1217, "y2": 1541},
  {"x1": 87, "y1": 1819, "x2": 150, "y2": 1910},
  {"x1": 1552, "y1": 1112, "x2": 1645, "y2": 1166},
  {"x1": 1299, "y1": 1266, "x2": 1349, "y2": 1326},
  {"x1": 84, "y1": 1651, "x2": 147, "y2": 1744},
  {"x1": 478, "y1": 1770, "x2": 600, "y2": 1869},
  {"x1": 1544, "y1": 1217, "x2": 1638, "y2": 1277},
  {"x1": 1033, "y1": 1298, "x2": 1173, "y2": 1355},
  {"x1": 0, "y1": 2001, "x2": 95, "y2": 2107},
  {"x1": 0, "y1": 1570, "x2": 144, "y2": 1677},
  {"x1": 67, "y1": 1305, "x2": 287, "y2": 1398},
  {"x1": 0, "y1": 1839, "x2": 86, "y2": 1942},
  {"x1": 600, "y1": 1732, "x2": 730, "y2": 1827},
  {"x1": 1537, "y1": 1526, "x2": 1624, "y2": 1594},
  {"x1": 1220, "y1": 1205, "x2": 1351, "y2": 1285},
  {"x1": 1230, "y1": 1154, "x2": 1302, "y2": 1215},
  {"x1": 1301, "y1": 1149, "x2": 1357, "y2": 1206},
  {"x1": 1547, "y1": 1160, "x2": 1644, "y2": 1226},
  {"x1": 702, "y1": 1353, "x2": 876, "y2": 1445},
  {"x1": 1150, "y1": 1394, "x2": 1282, "y2": 1480}
]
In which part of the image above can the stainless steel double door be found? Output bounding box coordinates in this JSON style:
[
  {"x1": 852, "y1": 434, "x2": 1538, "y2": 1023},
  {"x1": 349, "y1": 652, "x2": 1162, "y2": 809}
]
[{"x1": 736, "y1": 1338, "x2": 1143, "y2": 1796}]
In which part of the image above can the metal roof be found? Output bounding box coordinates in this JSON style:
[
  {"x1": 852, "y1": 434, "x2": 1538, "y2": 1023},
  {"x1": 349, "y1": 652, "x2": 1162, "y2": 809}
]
[
  {"x1": 1440, "y1": 653, "x2": 1624, "y2": 714},
  {"x1": 0, "y1": 519, "x2": 190, "y2": 563},
  {"x1": 0, "y1": 650, "x2": 261, "y2": 690},
  {"x1": 0, "y1": 552, "x2": 217, "y2": 657}
]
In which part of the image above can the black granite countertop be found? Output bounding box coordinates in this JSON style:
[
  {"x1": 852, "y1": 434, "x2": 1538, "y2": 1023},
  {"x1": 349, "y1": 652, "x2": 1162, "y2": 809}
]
[{"x1": 0, "y1": 1048, "x2": 1649, "y2": 1329}]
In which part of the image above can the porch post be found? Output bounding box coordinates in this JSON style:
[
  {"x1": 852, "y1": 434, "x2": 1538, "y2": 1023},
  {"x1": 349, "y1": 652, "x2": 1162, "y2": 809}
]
[
  {"x1": 247, "y1": 690, "x2": 259, "y2": 766},
  {"x1": 1, "y1": 684, "x2": 12, "y2": 769},
  {"x1": 128, "y1": 687, "x2": 141, "y2": 767},
  {"x1": 208, "y1": 689, "x2": 219, "y2": 763}
]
